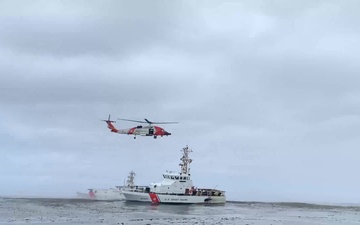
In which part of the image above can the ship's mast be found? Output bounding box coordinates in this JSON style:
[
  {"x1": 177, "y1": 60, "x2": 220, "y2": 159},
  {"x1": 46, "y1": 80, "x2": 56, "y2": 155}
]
[
  {"x1": 179, "y1": 145, "x2": 193, "y2": 175},
  {"x1": 126, "y1": 170, "x2": 136, "y2": 187}
]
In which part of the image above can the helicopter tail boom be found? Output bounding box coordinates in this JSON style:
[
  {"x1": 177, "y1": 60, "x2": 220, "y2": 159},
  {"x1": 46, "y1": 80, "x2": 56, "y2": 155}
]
[{"x1": 102, "y1": 115, "x2": 118, "y2": 133}]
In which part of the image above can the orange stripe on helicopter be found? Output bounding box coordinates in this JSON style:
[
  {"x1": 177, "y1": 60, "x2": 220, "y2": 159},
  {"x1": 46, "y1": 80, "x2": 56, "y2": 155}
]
[{"x1": 128, "y1": 127, "x2": 136, "y2": 134}]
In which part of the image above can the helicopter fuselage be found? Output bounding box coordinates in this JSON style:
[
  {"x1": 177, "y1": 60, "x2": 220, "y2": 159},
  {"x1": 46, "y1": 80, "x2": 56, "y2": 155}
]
[
  {"x1": 109, "y1": 123, "x2": 171, "y2": 139},
  {"x1": 103, "y1": 115, "x2": 175, "y2": 139}
]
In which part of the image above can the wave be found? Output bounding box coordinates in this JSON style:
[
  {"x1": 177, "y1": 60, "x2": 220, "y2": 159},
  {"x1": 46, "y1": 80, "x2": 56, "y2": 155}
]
[
  {"x1": 226, "y1": 200, "x2": 360, "y2": 210},
  {"x1": 2, "y1": 196, "x2": 360, "y2": 210}
]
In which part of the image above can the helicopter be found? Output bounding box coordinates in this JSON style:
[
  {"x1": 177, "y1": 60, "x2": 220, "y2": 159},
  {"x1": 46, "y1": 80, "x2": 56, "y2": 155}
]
[{"x1": 102, "y1": 115, "x2": 177, "y2": 139}]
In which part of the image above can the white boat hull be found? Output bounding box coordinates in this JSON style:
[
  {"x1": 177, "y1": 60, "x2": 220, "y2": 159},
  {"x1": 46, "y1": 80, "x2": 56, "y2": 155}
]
[
  {"x1": 155, "y1": 194, "x2": 226, "y2": 204},
  {"x1": 76, "y1": 190, "x2": 125, "y2": 201},
  {"x1": 122, "y1": 191, "x2": 152, "y2": 202},
  {"x1": 122, "y1": 191, "x2": 225, "y2": 204}
]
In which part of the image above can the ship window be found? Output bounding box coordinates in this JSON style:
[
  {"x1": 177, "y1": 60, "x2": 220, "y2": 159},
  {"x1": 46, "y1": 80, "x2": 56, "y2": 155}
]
[
  {"x1": 171, "y1": 176, "x2": 174, "y2": 179},
  {"x1": 175, "y1": 176, "x2": 179, "y2": 180},
  {"x1": 180, "y1": 177, "x2": 183, "y2": 180}
]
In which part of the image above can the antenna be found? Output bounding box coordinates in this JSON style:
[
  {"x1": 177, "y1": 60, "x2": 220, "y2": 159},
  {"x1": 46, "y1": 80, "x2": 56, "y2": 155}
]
[{"x1": 179, "y1": 145, "x2": 193, "y2": 175}]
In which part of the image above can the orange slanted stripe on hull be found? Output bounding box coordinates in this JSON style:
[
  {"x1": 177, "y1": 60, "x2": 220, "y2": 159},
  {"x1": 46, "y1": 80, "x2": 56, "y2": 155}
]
[{"x1": 149, "y1": 193, "x2": 160, "y2": 203}]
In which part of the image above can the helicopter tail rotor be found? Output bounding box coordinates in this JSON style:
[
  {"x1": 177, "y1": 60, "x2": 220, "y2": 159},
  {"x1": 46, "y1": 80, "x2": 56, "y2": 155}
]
[{"x1": 102, "y1": 114, "x2": 116, "y2": 123}]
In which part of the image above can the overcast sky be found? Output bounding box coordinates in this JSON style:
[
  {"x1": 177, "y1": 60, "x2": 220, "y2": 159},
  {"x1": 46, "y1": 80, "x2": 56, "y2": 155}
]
[{"x1": 1, "y1": 0, "x2": 360, "y2": 204}]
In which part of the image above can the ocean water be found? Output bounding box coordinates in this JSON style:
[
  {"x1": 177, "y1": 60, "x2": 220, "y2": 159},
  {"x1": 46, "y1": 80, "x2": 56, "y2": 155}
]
[{"x1": 0, "y1": 197, "x2": 359, "y2": 225}]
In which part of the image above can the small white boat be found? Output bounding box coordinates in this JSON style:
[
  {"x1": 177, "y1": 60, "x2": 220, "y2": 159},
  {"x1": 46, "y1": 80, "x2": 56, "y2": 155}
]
[
  {"x1": 122, "y1": 145, "x2": 226, "y2": 204},
  {"x1": 76, "y1": 187, "x2": 124, "y2": 201},
  {"x1": 76, "y1": 171, "x2": 143, "y2": 201}
]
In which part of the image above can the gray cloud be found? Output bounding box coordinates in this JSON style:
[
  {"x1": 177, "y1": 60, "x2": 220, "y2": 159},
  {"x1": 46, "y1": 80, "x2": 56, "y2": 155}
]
[
  {"x1": 1, "y1": 0, "x2": 360, "y2": 203},
  {"x1": 0, "y1": 0, "x2": 187, "y2": 57}
]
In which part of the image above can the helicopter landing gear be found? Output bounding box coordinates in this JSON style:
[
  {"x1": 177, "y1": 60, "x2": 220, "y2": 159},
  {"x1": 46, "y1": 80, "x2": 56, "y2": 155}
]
[
  {"x1": 134, "y1": 136, "x2": 136, "y2": 139},
  {"x1": 153, "y1": 136, "x2": 157, "y2": 139}
]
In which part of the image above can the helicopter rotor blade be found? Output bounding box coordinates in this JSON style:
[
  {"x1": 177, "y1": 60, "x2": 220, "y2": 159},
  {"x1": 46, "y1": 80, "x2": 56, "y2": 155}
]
[
  {"x1": 149, "y1": 122, "x2": 178, "y2": 124},
  {"x1": 117, "y1": 118, "x2": 148, "y2": 124},
  {"x1": 144, "y1": 118, "x2": 178, "y2": 124},
  {"x1": 117, "y1": 117, "x2": 178, "y2": 125}
]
